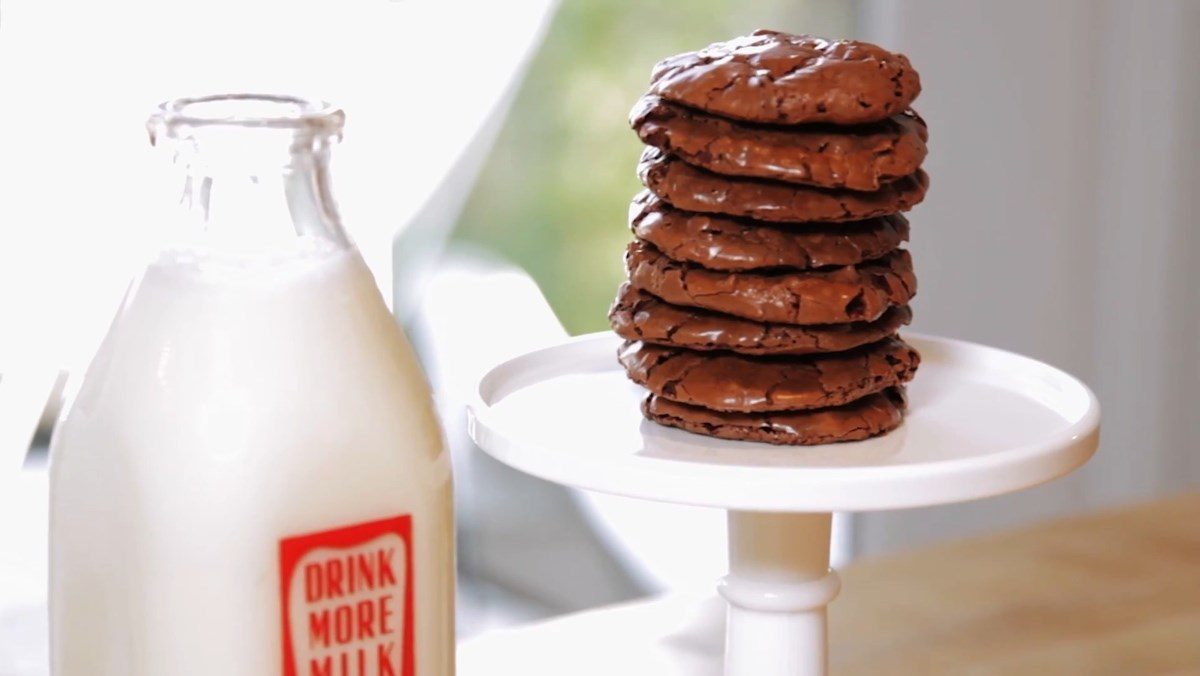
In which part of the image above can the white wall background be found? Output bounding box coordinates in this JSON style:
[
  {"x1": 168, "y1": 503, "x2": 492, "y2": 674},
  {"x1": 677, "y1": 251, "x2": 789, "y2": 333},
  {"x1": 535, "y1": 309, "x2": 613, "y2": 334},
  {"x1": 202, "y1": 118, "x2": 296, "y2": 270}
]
[
  {"x1": 0, "y1": 0, "x2": 556, "y2": 377},
  {"x1": 854, "y1": 0, "x2": 1200, "y2": 554}
]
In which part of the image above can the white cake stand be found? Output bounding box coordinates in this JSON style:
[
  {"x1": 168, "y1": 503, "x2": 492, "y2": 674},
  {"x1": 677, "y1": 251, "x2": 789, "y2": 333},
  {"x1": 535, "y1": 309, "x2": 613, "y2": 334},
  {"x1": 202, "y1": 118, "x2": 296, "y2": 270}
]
[{"x1": 466, "y1": 332, "x2": 1100, "y2": 676}]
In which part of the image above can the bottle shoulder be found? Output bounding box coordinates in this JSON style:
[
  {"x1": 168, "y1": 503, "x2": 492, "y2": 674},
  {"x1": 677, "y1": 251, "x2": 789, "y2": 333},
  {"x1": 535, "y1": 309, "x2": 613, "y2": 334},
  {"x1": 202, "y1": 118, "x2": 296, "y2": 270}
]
[{"x1": 53, "y1": 249, "x2": 448, "y2": 467}]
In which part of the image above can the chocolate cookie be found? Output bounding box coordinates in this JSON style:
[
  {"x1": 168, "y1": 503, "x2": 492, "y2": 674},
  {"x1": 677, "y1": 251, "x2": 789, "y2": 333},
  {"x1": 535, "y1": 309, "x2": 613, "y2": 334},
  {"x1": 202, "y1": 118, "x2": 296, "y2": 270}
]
[
  {"x1": 625, "y1": 240, "x2": 916, "y2": 325},
  {"x1": 610, "y1": 283, "x2": 912, "y2": 355},
  {"x1": 648, "y1": 30, "x2": 921, "y2": 125},
  {"x1": 639, "y1": 147, "x2": 928, "y2": 222},
  {"x1": 618, "y1": 336, "x2": 919, "y2": 413},
  {"x1": 630, "y1": 191, "x2": 909, "y2": 271},
  {"x1": 631, "y1": 96, "x2": 928, "y2": 191},
  {"x1": 643, "y1": 387, "x2": 907, "y2": 445}
]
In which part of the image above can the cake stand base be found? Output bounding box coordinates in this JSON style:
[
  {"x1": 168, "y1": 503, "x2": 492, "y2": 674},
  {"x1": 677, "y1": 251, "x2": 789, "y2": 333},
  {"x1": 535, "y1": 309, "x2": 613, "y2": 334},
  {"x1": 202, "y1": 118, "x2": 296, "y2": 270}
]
[{"x1": 721, "y1": 511, "x2": 837, "y2": 675}]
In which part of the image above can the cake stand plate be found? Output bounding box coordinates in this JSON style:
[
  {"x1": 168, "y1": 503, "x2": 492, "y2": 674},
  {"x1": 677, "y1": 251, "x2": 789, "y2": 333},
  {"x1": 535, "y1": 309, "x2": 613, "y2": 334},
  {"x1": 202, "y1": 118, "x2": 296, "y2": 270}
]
[{"x1": 466, "y1": 332, "x2": 1100, "y2": 676}]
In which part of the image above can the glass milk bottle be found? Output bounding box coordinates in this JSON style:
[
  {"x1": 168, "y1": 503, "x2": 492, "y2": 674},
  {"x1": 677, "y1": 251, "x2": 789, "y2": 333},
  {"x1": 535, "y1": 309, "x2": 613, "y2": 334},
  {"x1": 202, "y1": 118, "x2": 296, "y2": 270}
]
[{"x1": 49, "y1": 95, "x2": 455, "y2": 675}]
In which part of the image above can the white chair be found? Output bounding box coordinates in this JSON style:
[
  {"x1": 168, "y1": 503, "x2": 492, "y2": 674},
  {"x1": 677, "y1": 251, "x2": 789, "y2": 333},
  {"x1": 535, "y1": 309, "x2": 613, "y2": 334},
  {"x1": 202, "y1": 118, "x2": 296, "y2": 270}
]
[{"x1": 0, "y1": 369, "x2": 58, "y2": 676}]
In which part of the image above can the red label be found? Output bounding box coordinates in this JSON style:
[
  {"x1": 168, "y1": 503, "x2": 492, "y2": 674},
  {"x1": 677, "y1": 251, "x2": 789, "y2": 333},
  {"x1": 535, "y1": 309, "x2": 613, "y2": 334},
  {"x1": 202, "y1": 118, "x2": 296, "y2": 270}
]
[{"x1": 280, "y1": 516, "x2": 415, "y2": 676}]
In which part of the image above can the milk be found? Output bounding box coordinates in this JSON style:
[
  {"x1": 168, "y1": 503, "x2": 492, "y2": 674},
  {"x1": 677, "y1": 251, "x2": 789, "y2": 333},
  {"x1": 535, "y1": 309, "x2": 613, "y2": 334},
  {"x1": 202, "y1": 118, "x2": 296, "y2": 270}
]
[{"x1": 49, "y1": 239, "x2": 454, "y2": 675}]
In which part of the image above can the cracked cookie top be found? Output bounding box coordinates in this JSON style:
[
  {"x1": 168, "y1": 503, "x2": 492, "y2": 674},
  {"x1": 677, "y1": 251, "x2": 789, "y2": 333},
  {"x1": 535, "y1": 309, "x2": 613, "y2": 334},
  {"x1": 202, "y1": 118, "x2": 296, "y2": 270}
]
[
  {"x1": 638, "y1": 147, "x2": 928, "y2": 223},
  {"x1": 629, "y1": 191, "x2": 909, "y2": 271},
  {"x1": 624, "y1": 240, "x2": 916, "y2": 325},
  {"x1": 631, "y1": 95, "x2": 927, "y2": 191},
  {"x1": 648, "y1": 29, "x2": 921, "y2": 125},
  {"x1": 642, "y1": 388, "x2": 907, "y2": 446},
  {"x1": 618, "y1": 336, "x2": 919, "y2": 413},
  {"x1": 609, "y1": 283, "x2": 912, "y2": 356}
]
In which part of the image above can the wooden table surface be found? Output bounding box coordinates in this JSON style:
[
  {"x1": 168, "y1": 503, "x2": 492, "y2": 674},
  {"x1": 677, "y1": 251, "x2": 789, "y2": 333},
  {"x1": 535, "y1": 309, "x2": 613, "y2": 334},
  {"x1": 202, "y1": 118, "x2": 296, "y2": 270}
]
[
  {"x1": 830, "y1": 492, "x2": 1200, "y2": 675},
  {"x1": 460, "y1": 494, "x2": 1200, "y2": 675}
]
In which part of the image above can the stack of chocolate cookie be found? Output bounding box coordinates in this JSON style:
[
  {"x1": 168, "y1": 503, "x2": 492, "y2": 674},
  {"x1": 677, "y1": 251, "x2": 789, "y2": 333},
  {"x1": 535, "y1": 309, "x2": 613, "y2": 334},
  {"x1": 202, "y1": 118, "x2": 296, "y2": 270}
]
[{"x1": 610, "y1": 30, "x2": 927, "y2": 446}]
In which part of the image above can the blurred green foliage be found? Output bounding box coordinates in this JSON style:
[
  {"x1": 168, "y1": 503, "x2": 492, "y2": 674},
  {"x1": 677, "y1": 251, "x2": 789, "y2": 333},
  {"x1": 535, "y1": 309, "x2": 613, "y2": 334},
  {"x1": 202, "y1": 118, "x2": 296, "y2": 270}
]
[{"x1": 453, "y1": 0, "x2": 851, "y2": 334}]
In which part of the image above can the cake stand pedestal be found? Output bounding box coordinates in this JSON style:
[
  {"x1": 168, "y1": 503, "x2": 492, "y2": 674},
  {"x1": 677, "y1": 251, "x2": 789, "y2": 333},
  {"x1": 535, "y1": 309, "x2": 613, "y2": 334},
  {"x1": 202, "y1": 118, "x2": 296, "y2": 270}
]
[{"x1": 466, "y1": 333, "x2": 1100, "y2": 676}]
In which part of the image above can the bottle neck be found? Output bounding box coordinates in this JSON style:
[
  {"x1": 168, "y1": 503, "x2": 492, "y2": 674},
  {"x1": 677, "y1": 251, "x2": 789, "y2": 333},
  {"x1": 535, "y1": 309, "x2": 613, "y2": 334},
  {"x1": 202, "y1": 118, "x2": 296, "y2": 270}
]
[
  {"x1": 149, "y1": 95, "x2": 350, "y2": 258},
  {"x1": 173, "y1": 143, "x2": 347, "y2": 256}
]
